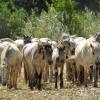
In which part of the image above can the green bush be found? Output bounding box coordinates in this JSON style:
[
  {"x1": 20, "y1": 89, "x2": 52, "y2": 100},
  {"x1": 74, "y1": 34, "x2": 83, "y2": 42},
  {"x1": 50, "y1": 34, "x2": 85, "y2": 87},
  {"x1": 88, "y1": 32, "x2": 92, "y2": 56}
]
[
  {"x1": 53, "y1": 0, "x2": 100, "y2": 38},
  {"x1": 82, "y1": 9, "x2": 100, "y2": 37},
  {"x1": 0, "y1": 2, "x2": 11, "y2": 38},
  {"x1": 8, "y1": 8, "x2": 27, "y2": 39},
  {"x1": 22, "y1": 7, "x2": 68, "y2": 41},
  {"x1": 22, "y1": 6, "x2": 100, "y2": 40},
  {"x1": 0, "y1": 0, "x2": 100, "y2": 40},
  {"x1": 70, "y1": 8, "x2": 100, "y2": 37}
]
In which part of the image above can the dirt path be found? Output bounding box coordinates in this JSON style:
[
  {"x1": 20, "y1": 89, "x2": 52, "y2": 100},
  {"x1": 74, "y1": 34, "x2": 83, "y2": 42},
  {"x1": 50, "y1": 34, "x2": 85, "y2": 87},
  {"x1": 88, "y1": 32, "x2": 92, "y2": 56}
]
[{"x1": 0, "y1": 80, "x2": 100, "y2": 100}]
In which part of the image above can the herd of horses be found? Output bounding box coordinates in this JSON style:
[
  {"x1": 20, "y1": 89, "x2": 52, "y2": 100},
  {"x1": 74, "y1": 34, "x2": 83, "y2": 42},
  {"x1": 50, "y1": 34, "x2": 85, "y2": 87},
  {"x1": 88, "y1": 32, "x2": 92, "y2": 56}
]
[{"x1": 0, "y1": 32, "x2": 100, "y2": 90}]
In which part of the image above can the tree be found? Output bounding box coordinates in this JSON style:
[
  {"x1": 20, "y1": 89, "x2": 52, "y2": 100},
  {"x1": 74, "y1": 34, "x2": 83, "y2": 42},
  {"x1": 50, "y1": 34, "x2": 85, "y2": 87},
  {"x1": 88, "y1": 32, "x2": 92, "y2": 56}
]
[
  {"x1": 0, "y1": 0, "x2": 11, "y2": 38},
  {"x1": 14, "y1": 0, "x2": 52, "y2": 15},
  {"x1": 53, "y1": 0, "x2": 77, "y2": 34},
  {"x1": 77, "y1": 0, "x2": 100, "y2": 12}
]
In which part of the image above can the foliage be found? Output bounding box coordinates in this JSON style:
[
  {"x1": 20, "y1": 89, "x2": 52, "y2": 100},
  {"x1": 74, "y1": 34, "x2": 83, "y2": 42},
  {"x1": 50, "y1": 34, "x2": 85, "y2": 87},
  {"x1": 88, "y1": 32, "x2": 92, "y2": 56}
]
[
  {"x1": 53, "y1": 0, "x2": 77, "y2": 34},
  {"x1": 8, "y1": 8, "x2": 27, "y2": 39},
  {"x1": 0, "y1": 1, "x2": 11, "y2": 38},
  {"x1": 53, "y1": 0, "x2": 100, "y2": 38},
  {"x1": 22, "y1": 7, "x2": 68, "y2": 41},
  {"x1": 14, "y1": 0, "x2": 53, "y2": 15},
  {"x1": 0, "y1": 0, "x2": 100, "y2": 39},
  {"x1": 79, "y1": 9, "x2": 100, "y2": 37},
  {"x1": 76, "y1": 0, "x2": 100, "y2": 12},
  {"x1": 0, "y1": 0, "x2": 27, "y2": 39}
]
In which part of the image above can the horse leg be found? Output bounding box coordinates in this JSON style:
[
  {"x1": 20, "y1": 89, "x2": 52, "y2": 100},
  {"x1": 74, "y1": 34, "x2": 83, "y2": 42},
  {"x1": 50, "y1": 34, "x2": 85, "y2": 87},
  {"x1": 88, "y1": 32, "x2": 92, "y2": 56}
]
[
  {"x1": 89, "y1": 66, "x2": 93, "y2": 82},
  {"x1": 43, "y1": 65, "x2": 49, "y2": 82},
  {"x1": 99, "y1": 67, "x2": 100, "y2": 78},
  {"x1": 76, "y1": 63, "x2": 80, "y2": 84},
  {"x1": 80, "y1": 67, "x2": 84, "y2": 84},
  {"x1": 12, "y1": 68, "x2": 15, "y2": 88},
  {"x1": 7, "y1": 70, "x2": 10, "y2": 88},
  {"x1": 54, "y1": 63, "x2": 58, "y2": 89},
  {"x1": 96, "y1": 67, "x2": 99, "y2": 83},
  {"x1": 60, "y1": 64, "x2": 64, "y2": 88},
  {"x1": 84, "y1": 67, "x2": 88, "y2": 87},
  {"x1": 55, "y1": 71, "x2": 58, "y2": 89},
  {"x1": 24, "y1": 64, "x2": 28, "y2": 83},
  {"x1": 72, "y1": 62, "x2": 76, "y2": 83},
  {"x1": 38, "y1": 72, "x2": 42, "y2": 90},
  {"x1": 60, "y1": 72, "x2": 63, "y2": 88},
  {"x1": 66, "y1": 62, "x2": 71, "y2": 81},
  {"x1": 13, "y1": 67, "x2": 18, "y2": 89},
  {"x1": 49, "y1": 64, "x2": 54, "y2": 82},
  {"x1": 94, "y1": 64, "x2": 98, "y2": 87},
  {"x1": 28, "y1": 74, "x2": 33, "y2": 90},
  {"x1": 60, "y1": 71, "x2": 63, "y2": 88},
  {"x1": 7, "y1": 68, "x2": 13, "y2": 89},
  {"x1": 94, "y1": 66, "x2": 98, "y2": 87},
  {"x1": 32, "y1": 72, "x2": 38, "y2": 87}
]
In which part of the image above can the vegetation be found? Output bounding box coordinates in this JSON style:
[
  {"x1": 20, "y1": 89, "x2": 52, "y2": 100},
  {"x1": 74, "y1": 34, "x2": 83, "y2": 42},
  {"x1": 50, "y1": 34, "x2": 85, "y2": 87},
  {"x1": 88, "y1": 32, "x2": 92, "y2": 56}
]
[{"x1": 0, "y1": 0, "x2": 100, "y2": 39}]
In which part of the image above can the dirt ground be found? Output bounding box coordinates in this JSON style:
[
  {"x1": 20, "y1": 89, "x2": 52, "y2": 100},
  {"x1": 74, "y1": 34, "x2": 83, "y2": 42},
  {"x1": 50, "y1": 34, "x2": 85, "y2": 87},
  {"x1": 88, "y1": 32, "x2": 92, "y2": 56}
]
[{"x1": 0, "y1": 78, "x2": 100, "y2": 100}]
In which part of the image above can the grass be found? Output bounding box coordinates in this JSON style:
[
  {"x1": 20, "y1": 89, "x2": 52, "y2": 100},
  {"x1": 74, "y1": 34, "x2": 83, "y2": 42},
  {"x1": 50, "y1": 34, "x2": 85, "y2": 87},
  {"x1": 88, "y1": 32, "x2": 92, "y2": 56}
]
[{"x1": 0, "y1": 77, "x2": 100, "y2": 100}]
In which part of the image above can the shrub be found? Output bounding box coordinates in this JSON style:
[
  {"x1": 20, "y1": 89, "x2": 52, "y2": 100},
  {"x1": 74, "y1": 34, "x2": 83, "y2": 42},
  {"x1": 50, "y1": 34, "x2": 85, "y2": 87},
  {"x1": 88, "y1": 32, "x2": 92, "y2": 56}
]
[
  {"x1": 22, "y1": 7, "x2": 68, "y2": 41},
  {"x1": 0, "y1": 2, "x2": 11, "y2": 38},
  {"x1": 8, "y1": 8, "x2": 27, "y2": 39}
]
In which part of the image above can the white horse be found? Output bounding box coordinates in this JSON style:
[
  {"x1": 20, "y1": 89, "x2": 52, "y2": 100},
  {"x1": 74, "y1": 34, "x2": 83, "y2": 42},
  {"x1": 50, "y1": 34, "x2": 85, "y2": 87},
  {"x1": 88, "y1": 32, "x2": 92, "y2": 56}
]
[
  {"x1": 0, "y1": 43, "x2": 22, "y2": 89},
  {"x1": 23, "y1": 41, "x2": 53, "y2": 90},
  {"x1": 67, "y1": 40, "x2": 100, "y2": 87}
]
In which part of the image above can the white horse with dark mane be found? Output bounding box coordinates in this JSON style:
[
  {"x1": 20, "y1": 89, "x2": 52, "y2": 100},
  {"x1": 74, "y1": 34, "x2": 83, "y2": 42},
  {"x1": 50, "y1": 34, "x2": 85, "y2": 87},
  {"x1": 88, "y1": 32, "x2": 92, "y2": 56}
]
[{"x1": 23, "y1": 40, "x2": 53, "y2": 90}]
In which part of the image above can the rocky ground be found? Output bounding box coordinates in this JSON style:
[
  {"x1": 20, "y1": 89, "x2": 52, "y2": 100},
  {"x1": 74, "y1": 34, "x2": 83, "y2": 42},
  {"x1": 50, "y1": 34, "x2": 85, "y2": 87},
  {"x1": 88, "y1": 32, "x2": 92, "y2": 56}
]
[{"x1": 0, "y1": 79, "x2": 100, "y2": 100}]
